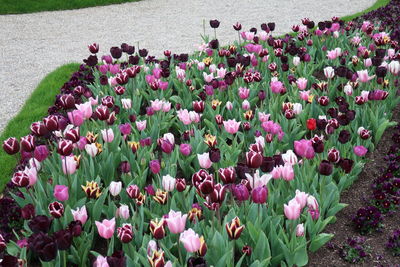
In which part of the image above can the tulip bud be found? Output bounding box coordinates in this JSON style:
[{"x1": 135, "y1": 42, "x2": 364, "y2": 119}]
[
  {"x1": 242, "y1": 245, "x2": 252, "y2": 256},
  {"x1": 3, "y1": 137, "x2": 20, "y2": 155},
  {"x1": 88, "y1": 43, "x2": 99, "y2": 54},
  {"x1": 296, "y1": 223, "x2": 305, "y2": 236},
  {"x1": 48, "y1": 201, "x2": 64, "y2": 218},
  {"x1": 225, "y1": 217, "x2": 245, "y2": 240}
]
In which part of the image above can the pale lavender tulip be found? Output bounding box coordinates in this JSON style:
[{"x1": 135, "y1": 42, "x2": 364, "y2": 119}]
[
  {"x1": 62, "y1": 155, "x2": 77, "y2": 174},
  {"x1": 109, "y1": 181, "x2": 122, "y2": 196},
  {"x1": 67, "y1": 110, "x2": 84, "y2": 126},
  {"x1": 284, "y1": 199, "x2": 301, "y2": 220},
  {"x1": 357, "y1": 70, "x2": 375, "y2": 83},
  {"x1": 198, "y1": 152, "x2": 212, "y2": 169},
  {"x1": 116, "y1": 205, "x2": 130, "y2": 219},
  {"x1": 162, "y1": 175, "x2": 176, "y2": 192},
  {"x1": 180, "y1": 228, "x2": 201, "y2": 253},
  {"x1": 75, "y1": 102, "x2": 92, "y2": 119},
  {"x1": 177, "y1": 109, "x2": 191, "y2": 125},
  {"x1": 296, "y1": 223, "x2": 305, "y2": 236},
  {"x1": 101, "y1": 128, "x2": 114, "y2": 143},
  {"x1": 295, "y1": 190, "x2": 309, "y2": 209},
  {"x1": 296, "y1": 78, "x2": 308, "y2": 90},
  {"x1": 95, "y1": 218, "x2": 116, "y2": 239},
  {"x1": 136, "y1": 120, "x2": 147, "y2": 131},
  {"x1": 165, "y1": 210, "x2": 187, "y2": 234},
  {"x1": 223, "y1": 119, "x2": 241, "y2": 134},
  {"x1": 71, "y1": 206, "x2": 88, "y2": 225}
]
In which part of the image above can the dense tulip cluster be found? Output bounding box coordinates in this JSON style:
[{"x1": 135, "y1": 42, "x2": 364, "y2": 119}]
[{"x1": 1, "y1": 9, "x2": 400, "y2": 266}]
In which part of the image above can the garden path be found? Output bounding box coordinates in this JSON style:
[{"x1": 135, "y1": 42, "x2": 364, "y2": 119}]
[{"x1": 0, "y1": 0, "x2": 375, "y2": 132}]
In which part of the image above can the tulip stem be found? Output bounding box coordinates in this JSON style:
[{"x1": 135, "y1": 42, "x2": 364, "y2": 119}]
[
  {"x1": 232, "y1": 240, "x2": 235, "y2": 266},
  {"x1": 178, "y1": 238, "x2": 183, "y2": 265}
]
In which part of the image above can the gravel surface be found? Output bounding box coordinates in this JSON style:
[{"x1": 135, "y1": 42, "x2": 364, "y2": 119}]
[{"x1": 0, "y1": 0, "x2": 375, "y2": 133}]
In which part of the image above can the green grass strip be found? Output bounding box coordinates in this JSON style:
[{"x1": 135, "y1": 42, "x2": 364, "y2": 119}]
[
  {"x1": 0, "y1": 63, "x2": 80, "y2": 191},
  {"x1": 341, "y1": 0, "x2": 390, "y2": 22},
  {"x1": 0, "y1": 0, "x2": 138, "y2": 15}
]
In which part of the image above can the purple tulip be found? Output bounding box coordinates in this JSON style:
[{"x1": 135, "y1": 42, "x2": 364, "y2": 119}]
[
  {"x1": 34, "y1": 145, "x2": 49, "y2": 162},
  {"x1": 251, "y1": 186, "x2": 268, "y2": 204},
  {"x1": 354, "y1": 146, "x2": 368, "y2": 157},
  {"x1": 119, "y1": 123, "x2": 131, "y2": 136},
  {"x1": 149, "y1": 160, "x2": 161, "y2": 174},
  {"x1": 232, "y1": 184, "x2": 249, "y2": 201}
]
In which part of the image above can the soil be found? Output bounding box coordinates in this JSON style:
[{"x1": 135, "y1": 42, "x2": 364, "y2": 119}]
[{"x1": 308, "y1": 103, "x2": 400, "y2": 267}]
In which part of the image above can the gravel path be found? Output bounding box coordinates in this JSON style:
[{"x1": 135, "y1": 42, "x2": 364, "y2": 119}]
[{"x1": 0, "y1": 0, "x2": 375, "y2": 133}]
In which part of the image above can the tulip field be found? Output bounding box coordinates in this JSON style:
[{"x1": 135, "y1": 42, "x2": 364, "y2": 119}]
[{"x1": 1, "y1": 7, "x2": 400, "y2": 267}]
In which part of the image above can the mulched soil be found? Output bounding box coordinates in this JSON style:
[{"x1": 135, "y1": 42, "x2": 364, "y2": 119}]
[{"x1": 308, "y1": 104, "x2": 400, "y2": 267}]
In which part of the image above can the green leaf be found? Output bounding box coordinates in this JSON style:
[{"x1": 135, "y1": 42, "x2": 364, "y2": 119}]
[{"x1": 309, "y1": 233, "x2": 334, "y2": 252}]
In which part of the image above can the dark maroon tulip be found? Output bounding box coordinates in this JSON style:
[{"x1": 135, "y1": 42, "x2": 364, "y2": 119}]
[
  {"x1": 236, "y1": 163, "x2": 250, "y2": 180},
  {"x1": 327, "y1": 148, "x2": 340, "y2": 163},
  {"x1": 129, "y1": 55, "x2": 140, "y2": 65},
  {"x1": 193, "y1": 101, "x2": 205, "y2": 113},
  {"x1": 53, "y1": 229, "x2": 72, "y2": 250},
  {"x1": 68, "y1": 220, "x2": 82, "y2": 237},
  {"x1": 252, "y1": 186, "x2": 268, "y2": 204},
  {"x1": 209, "y1": 148, "x2": 221, "y2": 163},
  {"x1": 31, "y1": 121, "x2": 49, "y2": 137},
  {"x1": 318, "y1": 96, "x2": 329, "y2": 106},
  {"x1": 249, "y1": 143, "x2": 263, "y2": 154},
  {"x1": 101, "y1": 96, "x2": 115, "y2": 108},
  {"x1": 34, "y1": 145, "x2": 49, "y2": 162},
  {"x1": 319, "y1": 160, "x2": 333, "y2": 176},
  {"x1": 327, "y1": 108, "x2": 338, "y2": 118},
  {"x1": 3, "y1": 137, "x2": 20, "y2": 155},
  {"x1": 149, "y1": 160, "x2": 161, "y2": 174},
  {"x1": 121, "y1": 43, "x2": 135, "y2": 55},
  {"x1": 218, "y1": 167, "x2": 236, "y2": 184},
  {"x1": 139, "y1": 49, "x2": 148, "y2": 57},
  {"x1": 20, "y1": 135, "x2": 35, "y2": 152},
  {"x1": 117, "y1": 224, "x2": 133, "y2": 244},
  {"x1": 145, "y1": 185, "x2": 155, "y2": 196},
  {"x1": 100, "y1": 75, "x2": 109, "y2": 85},
  {"x1": 1, "y1": 255, "x2": 18, "y2": 265},
  {"x1": 209, "y1": 19, "x2": 220, "y2": 28},
  {"x1": 208, "y1": 183, "x2": 226, "y2": 204},
  {"x1": 57, "y1": 139, "x2": 73, "y2": 156},
  {"x1": 242, "y1": 245, "x2": 252, "y2": 256},
  {"x1": 258, "y1": 90, "x2": 266, "y2": 100},
  {"x1": 338, "y1": 130, "x2": 351, "y2": 144},
  {"x1": 140, "y1": 137, "x2": 152, "y2": 147},
  {"x1": 21, "y1": 203, "x2": 35, "y2": 220},
  {"x1": 261, "y1": 156, "x2": 275, "y2": 172},
  {"x1": 359, "y1": 128, "x2": 371, "y2": 139},
  {"x1": 176, "y1": 178, "x2": 186, "y2": 192},
  {"x1": 107, "y1": 251, "x2": 127, "y2": 267},
  {"x1": 65, "y1": 127, "x2": 80, "y2": 143},
  {"x1": 268, "y1": 22, "x2": 275, "y2": 31},
  {"x1": 95, "y1": 105, "x2": 110, "y2": 121},
  {"x1": 246, "y1": 151, "x2": 263, "y2": 168},
  {"x1": 160, "y1": 139, "x2": 173, "y2": 154},
  {"x1": 114, "y1": 85, "x2": 126, "y2": 95},
  {"x1": 192, "y1": 169, "x2": 215, "y2": 195},
  {"x1": 28, "y1": 232, "x2": 57, "y2": 262},
  {"x1": 28, "y1": 215, "x2": 53, "y2": 233},
  {"x1": 209, "y1": 39, "x2": 219, "y2": 50},
  {"x1": 233, "y1": 22, "x2": 242, "y2": 31},
  {"x1": 84, "y1": 55, "x2": 98, "y2": 67},
  {"x1": 311, "y1": 136, "x2": 324, "y2": 153},
  {"x1": 119, "y1": 161, "x2": 131, "y2": 173},
  {"x1": 116, "y1": 72, "x2": 129, "y2": 85},
  {"x1": 88, "y1": 43, "x2": 99, "y2": 54},
  {"x1": 187, "y1": 257, "x2": 207, "y2": 267},
  {"x1": 126, "y1": 185, "x2": 140, "y2": 199},
  {"x1": 232, "y1": 184, "x2": 249, "y2": 201},
  {"x1": 43, "y1": 115, "x2": 59, "y2": 131},
  {"x1": 49, "y1": 202, "x2": 64, "y2": 219},
  {"x1": 110, "y1": 47, "x2": 122, "y2": 59},
  {"x1": 59, "y1": 94, "x2": 75, "y2": 109},
  {"x1": 339, "y1": 158, "x2": 354, "y2": 174},
  {"x1": 12, "y1": 171, "x2": 29, "y2": 187}
]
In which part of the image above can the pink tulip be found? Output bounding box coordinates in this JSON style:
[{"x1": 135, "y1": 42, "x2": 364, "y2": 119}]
[
  {"x1": 61, "y1": 155, "x2": 77, "y2": 175},
  {"x1": 180, "y1": 228, "x2": 201, "y2": 253},
  {"x1": 119, "y1": 123, "x2": 131, "y2": 136},
  {"x1": 23, "y1": 166, "x2": 37, "y2": 186},
  {"x1": 136, "y1": 120, "x2": 147, "y2": 131},
  {"x1": 357, "y1": 70, "x2": 375, "y2": 83},
  {"x1": 189, "y1": 111, "x2": 201, "y2": 123},
  {"x1": 364, "y1": 58, "x2": 372, "y2": 67},
  {"x1": 93, "y1": 255, "x2": 109, "y2": 267},
  {"x1": 121, "y1": 99, "x2": 132, "y2": 109},
  {"x1": 109, "y1": 64, "x2": 120, "y2": 74},
  {"x1": 101, "y1": 128, "x2": 114, "y2": 143},
  {"x1": 226, "y1": 101, "x2": 233, "y2": 110},
  {"x1": 307, "y1": 195, "x2": 319, "y2": 210},
  {"x1": 77, "y1": 136, "x2": 88, "y2": 150},
  {"x1": 116, "y1": 205, "x2": 130, "y2": 219},
  {"x1": 165, "y1": 210, "x2": 188, "y2": 234},
  {"x1": 177, "y1": 109, "x2": 192, "y2": 125},
  {"x1": 295, "y1": 190, "x2": 309, "y2": 209},
  {"x1": 99, "y1": 65, "x2": 108, "y2": 74},
  {"x1": 180, "y1": 144, "x2": 192, "y2": 156},
  {"x1": 284, "y1": 199, "x2": 301, "y2": 220},
  {"x1": 238, "y1": 87, "x2": 250, "y2": 99},
  {"x1": 281, "y1": 164, "x2": 295, "y2": 181},
  {"x1": 203, "y1": 72, "x2": 214, "y2": 83},
  {"x1": 258, "y1": 112, "x2": 270, "y2": 122},
  {"x1": 271, "y1": 166, "x2": 282, "y2": 179},
  {"x1": 151, "y1": 99, "x2": 164, "y2": 111},
  {"x1": 354, "y1": 145, "x2": 368, "y2": 156},
  {"x1": 89, "y1": 96, "x2": 99, "y2": 106},
  {"x1": 95, "y1": 218, "x2": 116, "y2": 239},
  {"x1": 296, "y1": 78, "x2": 307, "y2": 90},
  {"x1": 54, "y1": 185, "x2": 69, "y2": 201},
  {"x1": 198, "y1": 153, "x2": 212, "y2": 169},
  {"x1": 296, "y1": 223, "x2": 305, "y2": 236},
  {"x1": 71, "y1": 206, "x2": 88, "y2": 225},
  {"x1": 223, "y1": 119, "x2": 241, "y2": 134},
  {"x1": 162, "y1": 101, "x2": 171, "y2": 112},
  {"x1": 299, "y1": 90, "x2": 311, "y2": 101},
  {"x1": 34, "y1": 145, "x2": 49, "y2": 162},
  {"x1": 294, "y1": 139, "x2": 315, "y2": 159},
  {"x1": 75, "y1": 102, "x2": 92, "y2": 119},
  {"x1": 162, "y1": 175, "x2": 176, "y2": 192},
  {"x1": 67, "y1": 110, "x2": 84, "y2": 127},
  {"x1": 270, "y1": 79, "x2": 284, "y2": 94}
]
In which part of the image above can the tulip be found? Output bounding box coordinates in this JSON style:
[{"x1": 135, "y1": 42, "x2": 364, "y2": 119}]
[
  {"x1": 232, "y1": 183, "x2": 250, "y2": 201},
  {"x1": 148, "y1": 249, "x2": 165, "y2": 267},
  {"x1": 12, "y1": 171, "x2": 29, "y2": 187},
  {"x1": 153, "y1": 190, "x2": 168, "y2": 205},
  {"x1": 126, "y1": 184, "x2": 140, "y2": 199},
  {"x1": 177, "y1": 109, "x2": 192, "y2": 125},
  {"x1": 116, "y1": 204, "x2": 130, "y2": 219},
  {"x1": 226, "y1": 101, "x2": 233, "y2": 110},
  {"x1": 319, "y1": 160, "x2": 333, "y2": 176},
  {"x1": 71, "y1": 206, "x2": 88, "y2": 225},
  {"x1": 150, "y1": 219, "x2": 165, "y2": 240},
  {"x1": 357, "y1": 70, "x2": 375, "y2": 82},
  {"x1": 197, "y1": 152, "x2": 212, "y2": 169},
  {"x1": 324, "y1": 66, "x2": 335, "y2": 79},
  {"x1": 388, "y1": 60, "x2": 400, "y2": 75},
  {"x1": 95, "y1": 218, "x2": 116, "y2": 239},
  {"x1": 270, "y1": 79, "x2": 285, "y2": 93},
  {"x1": 225, "y1": 217, "x2": 245, "y2": 240},
  {"x1": 245, "y1": 170, "x2": 271, "y2": 189},
  {"x1": 49, "y1": 201, "x2": 64, "y2": 218},
  {"x1": 162, "y1": 175, "x2": 176, "y2": 192},
  {"x1": 223, "y1": 119, "x2": 241, "y2": 134},
  {"x1": 218, "y1": 167, "x2": 236, "y2": 184},
  {"x1": 295, "y1": 190, "x2": 309, "y2": 209},
  {"x1": 354, "y1": 145, "x2": 368, "y2": 156},
  {"x1": 296, "y1": 78, "x2": 307, "y2": 90},
  {"x1": 246, "y1": 151, "x2": 263, "y2": 168},
  {"x1": 109, "y1": 181, "x2": 122, "y2": 196},
  {"x1": 192, "y1": 169, "x2": 214, "y2": 195},
  {"x1": 57, "y1": 139, "x2": 73, "y2": 156},
  {"x1": 95, "y1": 105, "x2": 110, "y2": 121},
  {"x1": 165, "y1": 210, "x2": 187, "y2": 234},
  {"x1": 252, "y1": 186, "x2": 268, "y2": 203},
  {"x1": 85, "y1": 143, "x2": 98, "y2": 157},
  {"x1": 67, "y1": 110, "x2": 84, "y2": 127},
  {"x1": 180, "y1": 229, "x2": 201, "y2": 253},
  {"x1": 294, "y1": 139, "x2": 315, "y2": 159},
  {"x1": 88, "y1": 43, "x2": 99, "y2": 53},
  {"x1": 62, "y1": 155, "x2": 77, "y2": 175},
  {"x1": 94, "y1": 255, "x2": 109, "y2": 267},
  {"x1": 136, "y1": 120, "x2": 147, "y2": 131},
  {"x1": 54, "y1": 185, "x2": 69, "y2": 201},
  {"x1": 117, "y1": 224, "x2": 133, "y2": 243},
  {"x1": 101, "y1": 128, "x2": 114, "y2": 143},
  {"x1": 149, "y1": 160, "x2": 161, "y2": 174},
  {"x1": 179, "y1": 144, "x2": 192, "y2": 156},
  {"x1": 284, "y1": 199, "x2": 301, "y2": 220},
  {"x1": 327, "y1": 148, "x2": 340, "y2": 163},
  {"x1": 175, "y1": 178, "x2": 186, "y2": 192},
  {"x1": 3, "y1": 137, "x2": 20, "y2": 155},
  {"x1": 59, "y1": 94, "x2": 75, "y2": 109},
  {"x1": 307, "y1": 195, "x2": 319, "y2": 210},
  {"x1": 21, "y1": 204, "x2": 35, "y2": 220},
  {"x1": 75, "y1": 102, "x2": 92, "y2": 119},
  {"x1": 281, "y1": 164, "x2": 295, "y2": 181},
  {"x1": 28, "y1": 232, "x2": 57, "y2": 262},
  {"x1": 121, "y1": 99, "x2": 132, "y2": 109},
  {"x1": 296, "y1": 224, "x2": 305, "y2": 236}
]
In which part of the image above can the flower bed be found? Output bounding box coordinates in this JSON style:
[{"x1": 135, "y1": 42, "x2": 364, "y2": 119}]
[{"x1": 1, "y1": 13, "x2": 400, "y2": 267}]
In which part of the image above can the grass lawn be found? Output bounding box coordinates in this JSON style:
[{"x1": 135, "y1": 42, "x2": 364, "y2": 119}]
[
  {"x1": 0, "y1": 63, "x2": 80, "y2": 191},
  {"x1": 0, "y1": 0, "x2": 138, "y2": 15}
]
